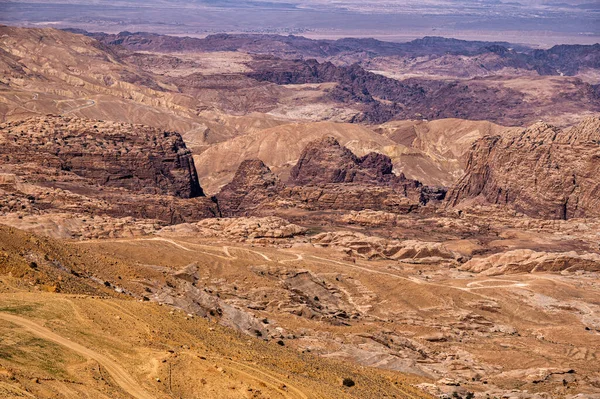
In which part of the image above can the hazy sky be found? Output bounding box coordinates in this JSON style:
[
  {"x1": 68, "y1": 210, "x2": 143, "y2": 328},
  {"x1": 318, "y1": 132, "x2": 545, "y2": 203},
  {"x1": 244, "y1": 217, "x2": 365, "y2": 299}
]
[{"x1": 0, "y1": 0, "x2": 598, "y2": 45}]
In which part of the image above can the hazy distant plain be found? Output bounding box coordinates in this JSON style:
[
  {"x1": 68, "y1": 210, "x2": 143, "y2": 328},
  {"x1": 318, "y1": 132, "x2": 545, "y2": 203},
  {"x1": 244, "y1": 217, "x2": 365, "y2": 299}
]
[{"x1": 0, "y1": 0, "x2": 598, "y2": 46}]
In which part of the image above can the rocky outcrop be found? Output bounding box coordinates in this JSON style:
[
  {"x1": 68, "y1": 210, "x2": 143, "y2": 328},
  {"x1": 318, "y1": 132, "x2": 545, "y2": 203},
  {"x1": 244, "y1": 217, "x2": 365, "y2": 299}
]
[
  {"x1": 283, "y1": 184, "x2": 419, "y2": 214},
  {"x1": 447, "y1": 118, "x2": 600, "y2": 219},
  {"x1": 311, "y1": 231, "x2": 461, "y2": 262},
  {"x1": 0, "y1": 116, "x2": 203, "y2": 198},
  {"x1": 215, "y1": 160, "x2": 285, "y2": 217},
  {"x1": 216, "y1": 137, "x2": 446, "y2": 216},
  {"x1": 159, "y1": 216, "x2": 306, "y2": 240},
  {"x1": 289, "y1": 136, "x2": 445, "y2": 204},
  {"x1": 0, "y1": 116, "x2": 218, "y2": 223},
  {"x1": 290, "y1": 136, "x2": 405, "y2": 186},
  {"x1": 460, "y1": 249, "x2": 600, "y2": 275}
]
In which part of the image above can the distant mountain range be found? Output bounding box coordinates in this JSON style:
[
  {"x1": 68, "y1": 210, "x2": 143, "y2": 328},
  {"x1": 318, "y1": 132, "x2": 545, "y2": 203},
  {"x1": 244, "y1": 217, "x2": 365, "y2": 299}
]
[{"x1": 73, "y1": 30, "x2": 600, "y2": 77}]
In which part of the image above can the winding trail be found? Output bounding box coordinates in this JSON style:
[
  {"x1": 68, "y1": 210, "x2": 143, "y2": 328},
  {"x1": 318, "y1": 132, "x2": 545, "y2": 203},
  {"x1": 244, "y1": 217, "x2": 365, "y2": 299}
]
[
  {"x1": 61, "y1": 99, "x2": 96, "y2": 115},
  {"x1": 466, "y1": 279, "x2": 529, "y2": 289},
  {"x1": 213, "y1": 356, "x2": 309, "y2": 399},
  {"x1": 0, "y1": 312, "x2": 153, "y2": 399},
  {"x1": 307, "y1": 255, "x2": 499, "y2": 301}
]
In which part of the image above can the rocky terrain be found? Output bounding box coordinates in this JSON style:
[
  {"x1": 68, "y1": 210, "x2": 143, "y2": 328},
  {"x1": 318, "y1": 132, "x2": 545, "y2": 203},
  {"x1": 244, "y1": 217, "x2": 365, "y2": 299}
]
[
  {"x1": 1, "y1": 25, "x2": 600, "y2": 399},
  {"x1": 84, "y1": 31, "x2": 600, "y2": 79},
  {"x1": 248, "y1": 57, "x2": 600, "y2": 125},
  {"x1": 2, "y1": 25, "x2": 598, "y2": 135},
  {"x1": 0, "y1": 116, "x2": 219, "y2": 223},
  {"x1": 216, "y1": 137, "x2": 444, "y2": 217},
  {"x1": 447, "y1": 117, "x2": 600, "y2": 219}
]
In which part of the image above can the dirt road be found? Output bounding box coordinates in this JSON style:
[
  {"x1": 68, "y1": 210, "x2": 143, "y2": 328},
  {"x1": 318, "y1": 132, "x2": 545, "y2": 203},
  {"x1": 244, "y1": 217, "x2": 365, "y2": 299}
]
[{"x1": 0, "y1": 312, "x2": 154, "y2": 399}]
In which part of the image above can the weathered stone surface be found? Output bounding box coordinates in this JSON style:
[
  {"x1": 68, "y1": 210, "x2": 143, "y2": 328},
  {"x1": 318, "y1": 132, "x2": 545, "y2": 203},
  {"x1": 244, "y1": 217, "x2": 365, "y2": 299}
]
[
  {"x1": 0, "y1": 116, "x2": 203, "y2": 198},
  {"x1": 159, "y1": 216, "x2": 307, "y2": 240},
  {"x1": 216, "y1": 159, "x2": 285, "y2": 217},
  {"x1": 217, "y1": 137, "x2": 446, "y2": 216},
  {"x1": 282, "y1": 184, "x2": 419, "y2": 214},
  {"x1": 216, "y1": 159, "x2": 421, "y2": 215},
  {"x1": 447, "y1": 117, "x2": 600, "y2": 219},
  {"x1": 289, "y1": 136, "x2": 419, "y2": 190},
  {"x1": 0, "y1": 116, "x2": 218, "y2": 223},
  {"x1": 460, "y1": 249, "x2": 600, "y2": 275}
]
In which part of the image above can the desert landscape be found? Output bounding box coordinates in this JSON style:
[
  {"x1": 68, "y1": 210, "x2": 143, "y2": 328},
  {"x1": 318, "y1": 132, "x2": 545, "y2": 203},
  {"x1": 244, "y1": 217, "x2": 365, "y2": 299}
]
[{"x1": 0, "y1": 10, "x2": 599, "y2": 399}]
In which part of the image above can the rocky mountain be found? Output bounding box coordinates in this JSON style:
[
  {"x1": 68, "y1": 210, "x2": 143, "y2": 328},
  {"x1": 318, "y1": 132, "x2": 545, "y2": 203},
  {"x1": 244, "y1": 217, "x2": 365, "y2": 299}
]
[
  {"x1": 194, "y1": 121, "x2": 396, "y2": 194},
  {"x1": 289, "y1": 136, "x2": 420, "y2": 192},
  {"x1": 447, "y1": 117, "x2": 600, "y2": 219},
  {"x1": 82, "y1": 30, "x2": 600, "y2": 77},
  {"x1": 215, "y1": 159, "x2": 285, "y2": 217},
  {"x1": 0, "y1": 116, "x2": 218, "y2": 222},
  {"x1": 217, "y1": 137, "x2": 445, "y2": 216},
  {"x1": 2, "y1": 25, "x2": 598, "y2": 139},
  {"x1": 2, "y1": 26, "x2": 600, "y2": 399},
  {"x1": 1, "y1": 116, "x2": 203, "y2": 198},
  {"x1": 72, "y1": 30, "x2": 523, "y2": 58},
  {"x1": 248, "y1": 57, "x2": 600, "y2": 125}
]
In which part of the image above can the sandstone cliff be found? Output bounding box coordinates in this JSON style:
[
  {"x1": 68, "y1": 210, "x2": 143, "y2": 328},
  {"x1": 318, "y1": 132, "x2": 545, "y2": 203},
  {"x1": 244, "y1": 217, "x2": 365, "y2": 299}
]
[
  {"x1": 446, "y1": 117, "x2": 600, "y2": 219},
  {"x1": 0, "y1": 116, "x2": 203, "y2": 198},
  {"x1": 289, "y1": 136, "x2": 445, "y2": 204},
  {"x1": 0, "y1": 116, "x2": 218, "y2": 222},
  {"x1": 290, "y1": 136, "x2": 400, "y2": 186},
  {"x1": 217, "y1": 137, "x2": 446, "y2": 216}
]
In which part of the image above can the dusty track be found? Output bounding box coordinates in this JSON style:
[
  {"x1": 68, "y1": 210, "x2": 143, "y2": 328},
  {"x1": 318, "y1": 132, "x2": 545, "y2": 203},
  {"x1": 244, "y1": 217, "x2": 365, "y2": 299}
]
[
  {"x1": 0, "y1": 312, "x2": 153, "y2": 399},
  {"x1": 60, "y1": 99, "x2": 96, "y2": 115}
]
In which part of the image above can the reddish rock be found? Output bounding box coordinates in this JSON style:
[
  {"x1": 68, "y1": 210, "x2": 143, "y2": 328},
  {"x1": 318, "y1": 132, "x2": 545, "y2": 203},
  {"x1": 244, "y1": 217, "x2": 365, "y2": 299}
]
[
  {"x1": 0, "y1": 116, "x2": 203, "y2": 198},
  {"x1": 217, "y1": 138, "x2": 445, "y2": 216},
  {"x1": 0, "y1": 116, "x2": 218, "y2": 223},
  {"x1": 289, "y1": 136, "x2": 404, "y2": 186},
  {"x1": 447, "y1": 117, "x2": 600, "y2": 219},
  {"x1": 216, "y1": 159, "x2": 284, "y2": 217},
  {"x1": 289, "y1": 136, "x2": 444, "y2": 204}
]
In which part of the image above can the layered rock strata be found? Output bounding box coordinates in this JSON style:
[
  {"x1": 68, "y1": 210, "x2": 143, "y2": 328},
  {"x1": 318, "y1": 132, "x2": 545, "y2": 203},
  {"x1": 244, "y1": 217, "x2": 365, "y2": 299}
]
[
  {"x1": 447, "y1": 117, "x2": 600, "y2": 219},
  {"x1": 0, "y1": 116, "x2": 218, "y2": 222}
]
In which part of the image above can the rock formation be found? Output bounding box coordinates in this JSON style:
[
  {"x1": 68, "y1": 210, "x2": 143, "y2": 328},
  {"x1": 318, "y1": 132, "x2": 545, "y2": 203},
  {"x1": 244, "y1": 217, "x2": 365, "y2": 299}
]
[
  {"x1": 447, "y1": 117, "x2": 600, "y2": 219},
  {"x1": 216, "y1": 159, "x2": 285, "y2": 217},
  {"x1": 0, "y1": 116, "x2": 203, "y2": 198},
  {"x1": 216, "y1": 137, "x2": 446, "y2": 216},
  {"x1": 460, "y1": 249, "x2": 600, "y2": 275},
  {"x1": 0, "y1": 116, "x2": 218, "y2": 222},
  {"x1": 289, "y1": 136, "x2": 446, "y2": 204},
  {"x1": 290, "y1": 136, "x2": 404, "y2": 186},
  {"x1": 159, "y1": 216, "x2": 307, "y2": 240}
]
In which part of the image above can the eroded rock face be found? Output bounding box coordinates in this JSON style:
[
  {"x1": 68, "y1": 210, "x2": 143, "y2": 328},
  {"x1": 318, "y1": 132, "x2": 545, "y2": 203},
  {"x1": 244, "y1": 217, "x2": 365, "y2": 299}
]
[
  {"x1": 0, "y1": 116, "x2": 203, "y2": 198},
  {"x1": 216, "y1": 159, "x2": 285, "y2": 217},
  {"x1": 460, "y1": 249, "x2": 600, "y2": 275},
  {"x1": 0, "y1": 116, "x2": 218, "y2": 222},
  {"x1": 216, "y1": 159, "x2": 421, "y2": 215},
  {"x1": 289, "y1": 136, "x2": 446, "y2": 205},
  {"x1": 447, "y1": 117, "x2": 600, "y2": 219},
  {"x1": 283, "y1": 184, "x2": 419, "y2": 214},
  {"x1": 216, "y1": 137, "x2": 447, "y2": 216},
  {"x1": 290, "y1": 136, "x2": 415, "y2": 188}
]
